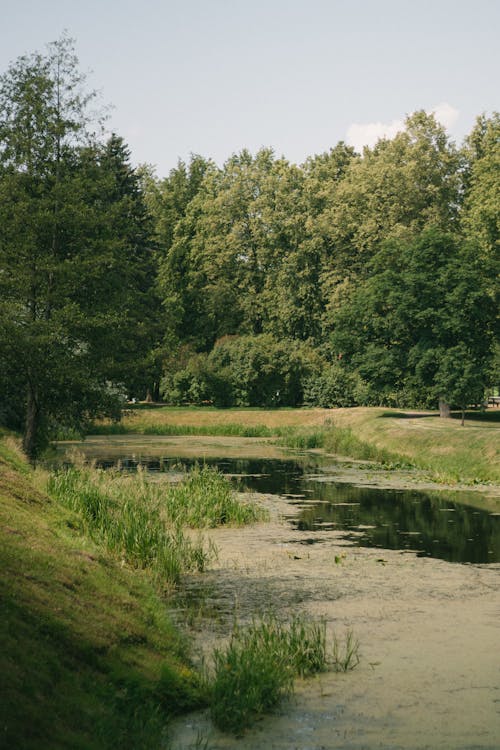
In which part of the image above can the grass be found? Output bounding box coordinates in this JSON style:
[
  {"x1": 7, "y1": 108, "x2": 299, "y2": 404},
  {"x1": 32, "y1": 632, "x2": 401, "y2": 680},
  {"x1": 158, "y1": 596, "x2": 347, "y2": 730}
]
[
  {"x1": 210, "y1": 614, "x2": 329, "y2": 734},
  {"x1": 95, "y1": 406, "x2": 500, "y2": 486},
  {"x1": 324, "y1": 408, "x2": 500, "y2": 484},
  {"x1": 46, "y1": 467, "x2": 212, "y2": 587},
  {"x1": 46, "y1": 464, "x2": 265, "y2": 586},
  {"x1": 164, "y1": 464, "x2": 268, "y2": 528},
  {"x1": 89, "y1": 406, "x2": 331, "y2": 436},
  {"x1": 1, "y1": 438, "x2": 269, "y2": 748},
  {"x1": 331, "y1": 630, "x2": 361, "y2": 673},
  {"x1": 0, "y1": 439, "x2": 208, "y2": 749}
]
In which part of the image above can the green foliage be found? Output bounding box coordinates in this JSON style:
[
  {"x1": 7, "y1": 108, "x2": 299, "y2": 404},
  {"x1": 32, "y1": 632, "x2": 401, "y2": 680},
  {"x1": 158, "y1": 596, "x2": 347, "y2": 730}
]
[
  {"x1": 46, "y1": 464, "x2": 263, "y2": 583},
  {"x1": 161, "y1": 334, "x2": 323, "y2": 407},
  {"x1": 47, "y1": 467, "x2": 212, "y2": 585},
  {"x1": 461, "y1": 112, "x2": 499, "y2": 269},
  {"x1": 210, "y1": 615, "x2": 328, "y2": 734},
  {"x1": 159, "y1": 464, "x2": 267, "y2": 528},
  {"x1": 303, "y1": 361, "x2": 364, "y2": 407},
  {"x1": 0, "y1": 37, "x2": 156, "y2": 457},
  {"x1": 331, "y1": 630, "x2": 361, "y2": 672},
  {"x1": 331, "y1": 229, "x2": 496, "y2": 410},
  {"x1": 92, "y1": 420, "x2": 274, "y2": 437},
  {"x1": 0, "y1": 439, "x2": 208, "y2": 749}
]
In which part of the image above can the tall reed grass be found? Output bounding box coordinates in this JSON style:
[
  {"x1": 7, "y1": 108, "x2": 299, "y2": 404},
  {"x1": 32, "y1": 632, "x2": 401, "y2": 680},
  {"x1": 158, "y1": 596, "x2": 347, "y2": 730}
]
[
  {"x1": 210, "y1": 614, "x2": 328, "y2": 734},
  {"x1": 165, "y1": 465, "x2": 267, "y2": 528},
  {"x1": 91, "y1": 422, "x2": 274, "y2": 437},
  {"x1": 47, "y1": 467, "x2": 208, "y2": 586},
  {"x1": 47, "y1": 465, "x2": 264, "y2": 586}
]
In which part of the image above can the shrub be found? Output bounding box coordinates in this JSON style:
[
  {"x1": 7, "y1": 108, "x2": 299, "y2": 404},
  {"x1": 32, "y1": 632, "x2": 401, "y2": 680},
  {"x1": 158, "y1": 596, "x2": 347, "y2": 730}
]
[{"x1": 303, "y1": 362, "x2": 360, "y2": 407}]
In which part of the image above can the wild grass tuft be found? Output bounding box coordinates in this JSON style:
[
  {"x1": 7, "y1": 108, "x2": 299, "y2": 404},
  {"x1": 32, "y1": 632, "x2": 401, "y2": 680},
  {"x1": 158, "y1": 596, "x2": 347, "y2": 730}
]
[
  {"x1": 165, "y1": 464, "x2": 268, "y2": 528},
  {"x1": 46, "y1": 465, "x2": 265, "y2": 585},
  {"x1": 210, "y1": 614, "x2": 328, "y2": 734},
  {"x1": 331, "y1": 629, "x2": 361, "y2": 672},
  {"x1": 47, "y1": 467, "x2": 213, "y2": 586},
  {"x1": 275, "y1": 426, "x2": 326, "y2": 450}
]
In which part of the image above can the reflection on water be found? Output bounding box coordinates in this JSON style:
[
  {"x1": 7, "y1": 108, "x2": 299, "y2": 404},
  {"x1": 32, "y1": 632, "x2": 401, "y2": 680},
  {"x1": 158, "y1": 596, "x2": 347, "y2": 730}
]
[
  {"x1": 290, "y1": 481, "x2": 500, "y2": 565},
  {"x1": 55, "y1": 447, "x2": 500, "y2": 565}
]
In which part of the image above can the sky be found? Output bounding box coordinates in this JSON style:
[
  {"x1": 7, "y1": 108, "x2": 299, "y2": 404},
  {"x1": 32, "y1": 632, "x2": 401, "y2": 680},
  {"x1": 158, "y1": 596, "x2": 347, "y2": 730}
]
[{"x1": 1, "y1": 0, "x2": 499, "y2": 177}]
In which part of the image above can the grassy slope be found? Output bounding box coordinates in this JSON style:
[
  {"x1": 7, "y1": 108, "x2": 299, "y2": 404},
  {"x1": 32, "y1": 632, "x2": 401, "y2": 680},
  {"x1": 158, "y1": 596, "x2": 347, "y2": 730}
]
[
  {"x1": 94, "y1": 405, "x2": 500, "y2": 485},
  {"x1": 0, "y1": 436, "x2": 205, "y2": 750},
  {"x1": 325, "y1": 407, "x2": 500, "y2": 484}
]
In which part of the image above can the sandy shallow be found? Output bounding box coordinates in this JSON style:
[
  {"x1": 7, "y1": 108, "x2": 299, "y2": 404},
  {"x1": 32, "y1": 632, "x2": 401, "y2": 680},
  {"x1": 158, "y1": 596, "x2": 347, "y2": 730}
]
[{"x1": 168, "y1": 492, "x2": 500, "y2": 750}]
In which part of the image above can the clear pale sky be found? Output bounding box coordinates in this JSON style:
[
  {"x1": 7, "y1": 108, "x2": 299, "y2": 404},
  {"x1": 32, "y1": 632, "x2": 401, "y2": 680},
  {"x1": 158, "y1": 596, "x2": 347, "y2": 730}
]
[{"x1": 1, "y1": 0, "x2": 499, "y2": 176}]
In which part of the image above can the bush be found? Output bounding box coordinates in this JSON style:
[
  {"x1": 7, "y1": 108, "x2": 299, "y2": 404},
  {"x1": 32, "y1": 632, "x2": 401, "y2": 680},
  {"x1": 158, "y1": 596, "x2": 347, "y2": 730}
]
[
  {"x1": 160, "y1": 334, "x2": 324, "y2": 407},
  {"x1": 303, "y1": 362, "x2": 360, "y2": 407}
]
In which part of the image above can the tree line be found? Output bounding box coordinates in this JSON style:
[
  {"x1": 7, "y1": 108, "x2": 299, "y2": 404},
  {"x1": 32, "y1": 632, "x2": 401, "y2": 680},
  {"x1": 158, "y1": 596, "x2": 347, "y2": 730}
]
[{"x1": 0, "y1": 37, "x2": 498, "y2": 457}]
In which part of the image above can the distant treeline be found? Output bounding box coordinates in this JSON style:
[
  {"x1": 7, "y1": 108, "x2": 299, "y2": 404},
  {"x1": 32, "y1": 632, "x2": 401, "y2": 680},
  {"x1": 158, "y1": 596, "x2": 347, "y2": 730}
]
[
  {"x1": 0, "y1": 36, "x2": 498, "y2": 456},
  {"x1": 145, "y1": 110, "x2": 498, "y2": 414}
]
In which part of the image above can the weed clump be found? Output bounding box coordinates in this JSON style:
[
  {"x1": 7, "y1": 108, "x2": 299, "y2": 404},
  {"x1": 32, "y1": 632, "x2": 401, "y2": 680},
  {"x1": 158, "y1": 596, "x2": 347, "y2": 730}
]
[
  {"x1": 165, "y1": 464, "x2": 267, "y2": 528},
  {"x1": 47, "y1": 465, "x2": 265, "y2": 586},
  {"x1": 210, "y1": 615, "x2": 328, "y2": 734},
  {"x1": 47, "y1": 467, "x2": 209, "y2": 586},
  {"x1": 331, "y1": 629, "x2": 361, "y2": 672}
]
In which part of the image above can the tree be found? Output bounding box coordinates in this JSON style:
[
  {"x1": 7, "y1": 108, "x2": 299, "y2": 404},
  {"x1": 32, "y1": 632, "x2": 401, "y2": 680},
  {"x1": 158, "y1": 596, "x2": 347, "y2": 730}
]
[
  {"x1": 95, "y1": 134, "x2": 160, "y2": 399},
  {"x1": 461, "y1": 113, "x2": 499, "y2": 280},
  {"x1": 331, "y1": 229, "x2": 496, "y2": 415},
  {"x1": 317, "y1": 113, "x2": 462, "y2": 344},
  {"x1": 0, "y1": 37, "x2": 153, "y2": 457}
]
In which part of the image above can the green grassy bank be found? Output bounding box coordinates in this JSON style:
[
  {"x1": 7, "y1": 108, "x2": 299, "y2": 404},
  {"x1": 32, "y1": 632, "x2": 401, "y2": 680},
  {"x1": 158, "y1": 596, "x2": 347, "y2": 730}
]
[
  {"x1": 0, "y1": 431, "x2": 346, "y2": 745},
  {"x1": 0, "y1": 436, "x2": 209, "y2": 749},
  {"x1": 92, "y1": 405, "x2": 500, "y2": 485}
]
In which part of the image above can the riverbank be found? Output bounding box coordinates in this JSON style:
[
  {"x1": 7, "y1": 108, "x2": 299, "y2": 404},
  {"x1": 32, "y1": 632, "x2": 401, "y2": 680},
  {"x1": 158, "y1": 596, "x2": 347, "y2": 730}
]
[
  {"x1": 0, "y1": 436, "x2": 207, "y2": 749},
  {"x1": 93, "y1": 405, "x2": 500, "y2": 485},
  {"x1": 4, "y1": 424, "x2": 500, "y2": 748}
]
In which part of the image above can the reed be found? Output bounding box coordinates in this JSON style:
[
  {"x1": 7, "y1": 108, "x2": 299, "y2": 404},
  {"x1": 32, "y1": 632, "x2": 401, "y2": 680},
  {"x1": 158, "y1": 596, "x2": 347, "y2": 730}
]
[
  {"x1": 210, "y1": 614, "x2": 328, "y2": 734},
  {"x1": 164, "y1": 464, "x2": 267, "y2": 528},
  {"x1": 47, "y1": 464, "x2": 265, "y2": 585},
  {"x1": 47, "y1": 467, "x2": 212, "y2": 586}
]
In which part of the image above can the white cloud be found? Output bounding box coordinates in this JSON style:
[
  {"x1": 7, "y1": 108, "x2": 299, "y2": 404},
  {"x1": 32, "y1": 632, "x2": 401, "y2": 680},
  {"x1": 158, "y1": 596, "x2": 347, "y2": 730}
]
[
  {"x1": 431, "y1": 102, "x2": 460, "y2": 130},
  {"x1": 346, "y1": 102, "x2": 460, "y2": 152},
  {"x1": 346, "y1": 118, "x2": 405, "y2": 153}
]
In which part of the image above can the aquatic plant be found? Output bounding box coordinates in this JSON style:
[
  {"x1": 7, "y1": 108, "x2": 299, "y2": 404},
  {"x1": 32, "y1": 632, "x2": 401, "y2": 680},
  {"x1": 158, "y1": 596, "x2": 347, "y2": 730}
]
[
  {"x1": 46, "y1": 464, "x2": 265, "y2": 585},
  {"x1": 47, "y1": 467, "x2": 213, "y2": 586},
  {"x1": 163, "y1": 464, "x2": 267, "y2": 528},
  {"x1": 210, "y1": 614, "x2": 328, "y2": 734},
  {"x1": 331, "y1": 629, "x2": 360, "y2": 672}
]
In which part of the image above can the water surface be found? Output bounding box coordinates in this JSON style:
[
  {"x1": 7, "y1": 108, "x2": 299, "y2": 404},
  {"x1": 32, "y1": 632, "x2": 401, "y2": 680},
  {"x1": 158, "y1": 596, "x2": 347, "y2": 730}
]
[{"x1": 55, "y1": 436, "x2": 500, "y2": 564}]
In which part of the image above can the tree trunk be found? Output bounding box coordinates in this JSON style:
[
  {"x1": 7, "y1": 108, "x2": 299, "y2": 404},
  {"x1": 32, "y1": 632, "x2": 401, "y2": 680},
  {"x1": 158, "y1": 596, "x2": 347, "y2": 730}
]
[
  {"x1": 438, "y1": 398, "x2": 450, "y2": 418},
  {"x1": 461, "y1": 408, "x2": 465, "y2": 427},
  {"x1": 152, "y1": 381, "x2": 160, "y2": 402},
  {"x1": 23, "y1": 384, "x2": 40, "y2": 462}
]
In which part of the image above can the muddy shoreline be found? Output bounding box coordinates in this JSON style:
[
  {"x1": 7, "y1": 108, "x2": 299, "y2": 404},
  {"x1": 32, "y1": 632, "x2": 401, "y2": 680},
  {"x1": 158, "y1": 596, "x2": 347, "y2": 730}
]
[{"x1": 169, "y1": 491, "x2": 500, "y2": 749}]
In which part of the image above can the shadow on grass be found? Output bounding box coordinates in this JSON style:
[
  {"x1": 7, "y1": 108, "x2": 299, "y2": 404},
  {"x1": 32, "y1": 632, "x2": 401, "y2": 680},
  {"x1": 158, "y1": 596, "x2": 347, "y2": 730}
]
[
  {"x1": 450, "y1": 410, "x2": 500, "y2": 424},
  {"x1": 377, "y1": 411, "x2": 439, "y2": 420},
  {"x1": 377, "y1": 409, "x2": 500, "y2": 424}
]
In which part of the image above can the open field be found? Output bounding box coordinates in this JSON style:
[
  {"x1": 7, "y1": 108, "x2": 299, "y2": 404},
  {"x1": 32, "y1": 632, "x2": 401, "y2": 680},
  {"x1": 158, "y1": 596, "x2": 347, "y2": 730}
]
[{"x1": 93, "y1": 406, "x2": 500, "y2": 485}]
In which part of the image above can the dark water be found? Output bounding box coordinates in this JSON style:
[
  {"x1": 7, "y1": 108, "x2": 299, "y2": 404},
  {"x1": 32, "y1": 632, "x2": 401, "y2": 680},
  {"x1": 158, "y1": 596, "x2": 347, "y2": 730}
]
[{"x1": 75, "y1": 453, "x2": 500, "y2": 565}]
